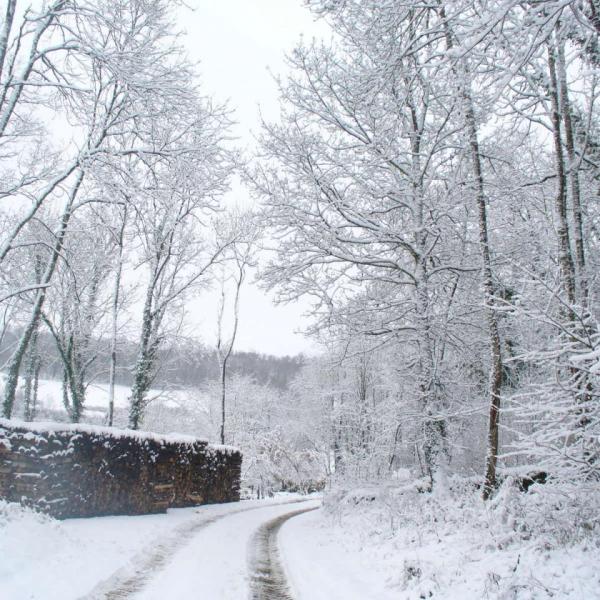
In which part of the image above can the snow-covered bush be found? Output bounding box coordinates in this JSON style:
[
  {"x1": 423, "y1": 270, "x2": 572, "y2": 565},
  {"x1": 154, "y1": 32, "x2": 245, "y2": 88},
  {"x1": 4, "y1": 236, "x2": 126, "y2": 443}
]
[
  {"x1": 492, "y1": 479, "x2": 600, "y2": 547},
  {"x1": 204, "y1": 375, "x2": 327, "y2": 497},
  {"x1": 319, "y1": 475, "x2": 600, "y2": 598},
  {"x1": 323, "y1": 472, "x2": 600, "y2": 554},
  {"x1": 500, "y1": 308, "x2": 600, "y2": 540}
]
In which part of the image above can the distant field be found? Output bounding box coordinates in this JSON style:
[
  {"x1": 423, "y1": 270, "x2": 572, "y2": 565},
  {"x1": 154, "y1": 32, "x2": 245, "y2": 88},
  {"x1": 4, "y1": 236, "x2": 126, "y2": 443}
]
[{"x1": 0, "y1": 375, "x2": 214, "y2": 438}]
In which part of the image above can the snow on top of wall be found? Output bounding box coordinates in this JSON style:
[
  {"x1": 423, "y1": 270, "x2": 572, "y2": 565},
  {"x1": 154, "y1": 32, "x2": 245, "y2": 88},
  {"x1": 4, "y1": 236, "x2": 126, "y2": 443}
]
[
  {"x1": 0, "y1": 418, "x2": 240, "y2": 455},
  {"x1": 207, "y1": 443, "x2": 241, "y2": 455}
]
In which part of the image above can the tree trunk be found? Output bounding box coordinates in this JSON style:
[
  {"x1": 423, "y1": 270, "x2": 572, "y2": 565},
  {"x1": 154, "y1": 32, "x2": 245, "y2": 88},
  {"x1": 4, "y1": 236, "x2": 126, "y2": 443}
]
[
  {"x1": 62, "y1": 362, "x2": 70, "y2": 415},
  {"x1": 556, "y1": 36, "x2": 587, "y2": 303},
  {"x1": 23, "y1": 323, "x2": 40, "y2": 422},
  {"x1": 108, "y1": 205, "x2": 127, "y2": 426},
  {"x1": 0, "y1": 0, "x2": 17, "y2": 82},
  {"x1": 23, "y1": 255, "x2": 43, "y2": 421},
  {"x1": 407, "y1": 86, "x2": 448, "y2": 486},
  {"x1": 216, "y1": 262, "x2": 244, "y2": 445},
  {"x1": 437, "y1": 1, "x2": 504, "y2": 499},
  {"x1": 547, "y1": 42, "x2": 577, "y2": 307},
  {"x1": 415, "y1": 267, "x2": 448, "y2": 486},
  {"x1": 31, "y1": 359, "x2": 41, "y2": 420},
  {"x1": 466, "y1": 103, "x2": 504, "y2": 500},
  {"x1": 220, "y1": 359, "x2": 227, "y2": 445},
  {"x1": 588, "y1": 0, "x2": 600, "y2": 35},
  {"x1": 128, "y1": 283, "x2": 157, "y2": 430}
]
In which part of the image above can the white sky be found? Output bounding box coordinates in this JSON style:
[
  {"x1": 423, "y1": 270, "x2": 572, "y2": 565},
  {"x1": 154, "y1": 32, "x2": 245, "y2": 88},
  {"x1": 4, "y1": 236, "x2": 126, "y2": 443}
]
[{"x1": 177, "y1": 1, "x2": 330, "y2": 357}]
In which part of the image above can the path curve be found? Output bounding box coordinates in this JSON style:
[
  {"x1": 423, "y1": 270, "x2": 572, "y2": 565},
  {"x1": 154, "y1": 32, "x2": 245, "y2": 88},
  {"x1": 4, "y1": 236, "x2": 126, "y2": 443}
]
[
  {"x1": 248, "y1": 506, "x2": 319, "y2": 600},
  {"x1": 80, "y1": 499, "x2": 313, "y2": 600}
]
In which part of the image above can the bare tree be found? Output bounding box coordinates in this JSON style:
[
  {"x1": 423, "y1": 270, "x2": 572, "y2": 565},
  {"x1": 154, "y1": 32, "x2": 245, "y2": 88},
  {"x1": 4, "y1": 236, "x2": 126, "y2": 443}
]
[
  {"x1": 215, "y1": 211, "x2": 259, "y2": 444},
  {"x1": 107, "y1": 202, "x2": 128, "y2": 426},
  {"x1": 41, "y1": 208, "x2": 114, "y2": 422},
  {"x1": 254, "y1": 2, "x2": 473, "y2": 483},
  {"x1": 127, "y1": 111, "x2": 236, "y2": 429}
]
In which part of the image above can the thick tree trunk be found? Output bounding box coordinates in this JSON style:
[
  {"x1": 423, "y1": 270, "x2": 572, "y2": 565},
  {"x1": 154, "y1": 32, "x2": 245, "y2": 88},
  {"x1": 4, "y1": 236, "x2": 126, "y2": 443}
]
[
  {"x1": 23, "y1": 324, "x2": 40, "y2": 422},
  {"x1": 60, "y1": 338, "x2": 84, "y2": 422},
  {"x1": 128, "y1": 283, "x2": 158, "y2": 430},
  {"x1": 465, "y1": 104, "x2": 504, "y2": 500},
  {"x1": 69, "y1": 356, "x2": 85, "y2": 423},
  {"x1": 437, "y1": 1, "x2": 503, "y2": 499}
]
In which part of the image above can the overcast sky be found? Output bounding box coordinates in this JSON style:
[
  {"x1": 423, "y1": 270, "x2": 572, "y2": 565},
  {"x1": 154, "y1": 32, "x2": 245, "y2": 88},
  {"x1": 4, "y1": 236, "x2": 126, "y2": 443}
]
[{"x1": 177, "y1": 1, "x2": 330, "y2": 357}]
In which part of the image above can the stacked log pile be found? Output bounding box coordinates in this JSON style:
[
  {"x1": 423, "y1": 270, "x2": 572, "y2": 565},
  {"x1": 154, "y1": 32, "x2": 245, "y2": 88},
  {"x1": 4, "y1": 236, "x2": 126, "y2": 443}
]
[{"x1": 0, "y1": 419, "x2": 241, "y2": 518}]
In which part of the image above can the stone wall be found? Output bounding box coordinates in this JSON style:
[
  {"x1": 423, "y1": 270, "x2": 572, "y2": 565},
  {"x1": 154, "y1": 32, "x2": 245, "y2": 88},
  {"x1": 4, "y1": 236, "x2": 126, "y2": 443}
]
[{"x1": 0, "y1": 419, "x2": 241, "y2": 518}]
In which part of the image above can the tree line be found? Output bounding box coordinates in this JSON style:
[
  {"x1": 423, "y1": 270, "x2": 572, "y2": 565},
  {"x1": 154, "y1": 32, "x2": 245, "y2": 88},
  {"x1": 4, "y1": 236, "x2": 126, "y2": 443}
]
[
  {"x1": 0, "y1": 327, "x2": 303, "y2": 400},
  {"x1": 252, "y1": 0, "x2": 600, "y2": 498},
  {"x1": 1, "y1": 0, "x2": 599, "y2": 504}
]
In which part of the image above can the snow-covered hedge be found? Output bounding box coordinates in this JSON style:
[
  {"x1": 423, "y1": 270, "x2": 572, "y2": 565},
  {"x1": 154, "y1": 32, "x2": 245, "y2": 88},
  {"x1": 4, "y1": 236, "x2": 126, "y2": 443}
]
[{"x1": 0, "y1": 419, "x2": 242, "y2": 518}]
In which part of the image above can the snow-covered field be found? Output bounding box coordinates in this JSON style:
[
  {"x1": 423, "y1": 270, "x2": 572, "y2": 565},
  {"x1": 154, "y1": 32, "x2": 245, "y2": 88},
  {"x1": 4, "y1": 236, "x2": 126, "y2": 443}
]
[
  {"x1": 3, "y1": 375, "x2": 215, "y2": 438},
  {"x1": 25, "y1": 377, "x2": 206, "y2": 414}
]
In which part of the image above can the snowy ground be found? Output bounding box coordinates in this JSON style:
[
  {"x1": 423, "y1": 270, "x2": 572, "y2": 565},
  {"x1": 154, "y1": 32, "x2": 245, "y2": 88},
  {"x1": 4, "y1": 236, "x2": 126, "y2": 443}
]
[
  {"x1": 281, "y1": 508, "x2": 599, "y2": 599},
  {"x1": 281, "y1": 508, "x2": 399, "y2": 600},
  {"x1": 280, "y1": 483, "x2": 600, "y2": 600},
  {"x1": 3, "y1": 483, "x2": 599, "y2": 600},
  {"x1": 1, "y1": 496, "x2": 317, "y2": 600}
]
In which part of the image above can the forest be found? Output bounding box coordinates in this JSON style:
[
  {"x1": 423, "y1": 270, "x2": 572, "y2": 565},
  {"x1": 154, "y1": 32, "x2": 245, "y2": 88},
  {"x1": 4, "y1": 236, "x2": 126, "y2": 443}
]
[{"x1": 1, "y1": 1, "x2": 599, "y2": 598}]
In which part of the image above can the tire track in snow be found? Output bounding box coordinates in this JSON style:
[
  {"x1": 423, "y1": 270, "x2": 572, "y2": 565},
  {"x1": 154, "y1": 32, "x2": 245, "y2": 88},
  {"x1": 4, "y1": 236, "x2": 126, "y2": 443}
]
[
  {"x1": 248, "y1": 505, "x2": 319, "y2": 600},
  {"x1": 79, "y1": 499, "x2": 313, "y2": 600}
]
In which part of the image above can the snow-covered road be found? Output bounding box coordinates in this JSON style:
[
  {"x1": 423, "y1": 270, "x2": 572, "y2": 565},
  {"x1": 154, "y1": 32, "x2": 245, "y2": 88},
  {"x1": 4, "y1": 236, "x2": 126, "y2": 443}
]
[
  {"x1": 248, "y1": 505, "x2": 318, "y2": 599},
  {"x1": 6, "y1": 495, "x2": 416, "y2": 600},
  {"x1": 115, "y1": 500, "x2": 320, "y2": 600},
  {"x1": 3, "y1": 497, "x2": 320, "y2": 600}
]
